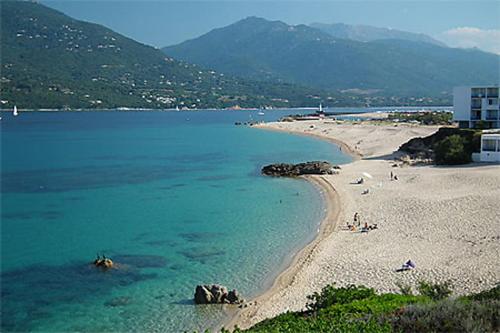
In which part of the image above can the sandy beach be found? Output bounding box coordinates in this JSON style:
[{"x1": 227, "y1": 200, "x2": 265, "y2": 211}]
[{"x1": 229, "y1": 120, "x2": 500, "y2": 330}]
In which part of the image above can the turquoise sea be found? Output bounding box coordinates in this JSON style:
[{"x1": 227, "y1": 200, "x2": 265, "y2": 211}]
[{"x1": 1, "y1": 110, "x2": 351, "y2": 332}]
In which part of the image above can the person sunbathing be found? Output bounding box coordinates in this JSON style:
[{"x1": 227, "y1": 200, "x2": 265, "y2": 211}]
[{"x1": 402, "y1": 260, "x2": 415, "y2": 270}]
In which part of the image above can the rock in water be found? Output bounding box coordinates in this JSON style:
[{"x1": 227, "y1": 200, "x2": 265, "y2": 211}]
[
  {"x1": 262, "y1": 161, "x2": 339, "y2": 177},
  {"x1": 194, "y1": 285, "x2": 213, "y2": 304},
  {"x1": 194, "y1": 284, "x2": 243, "y2": 304},
  {"x1": 93, "y1": 258, "x2": 113, "y2": 269},
  {"x1": 226, "y1": 289, "x2": 241, "y2": 304}
]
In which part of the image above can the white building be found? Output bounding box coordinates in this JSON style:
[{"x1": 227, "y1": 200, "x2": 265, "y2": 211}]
[
  {"x1": 453, "y1": 86, "x2": 500, "y2": 129},
  {"x1": 479, "y1": 133, "x2": 500, "y2": 162}
]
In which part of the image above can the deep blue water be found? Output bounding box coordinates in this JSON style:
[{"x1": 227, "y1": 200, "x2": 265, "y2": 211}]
[{"x1": 0, "y1": 110, "x2": 351, "y2": 332}]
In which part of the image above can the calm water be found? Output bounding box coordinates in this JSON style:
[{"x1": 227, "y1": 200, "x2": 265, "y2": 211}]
[{"x1": 0, "y1": 110, "x2": 351, "y2": 332}]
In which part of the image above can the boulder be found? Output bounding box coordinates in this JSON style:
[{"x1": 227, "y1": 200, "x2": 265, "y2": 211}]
[
  {"x1": 194, "y1": 285, "x2": 213, "y2": 304},
  {"x1": 262, "y1": 161, "x2": 339, "y2": 177},
  {"x1": 93, "y1": 258, "x2": 113, "y2": 269},
  {"x1": 194, "y1": 284, "x2": 243, "y2": 305},
  {"x1": 226, "y1": 289, "x2": 242, "y2": 304}
]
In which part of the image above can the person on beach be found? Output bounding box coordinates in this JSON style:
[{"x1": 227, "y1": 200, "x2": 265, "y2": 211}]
[
  {"x1": 394, "y1": 175, "x2": 398, "y2": 181},
  {"x1": 390, "y1": 171, "x2": 393, "y2": 181}
]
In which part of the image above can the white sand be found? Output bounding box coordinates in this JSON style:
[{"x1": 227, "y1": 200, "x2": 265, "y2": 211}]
[{"x1": 229, "y1": 120, "x2": 500, "y2": 329}]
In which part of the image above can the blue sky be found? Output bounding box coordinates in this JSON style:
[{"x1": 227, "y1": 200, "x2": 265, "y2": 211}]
[{"x1": 42, "y1": 1, "x2": 500, "y2": 53}]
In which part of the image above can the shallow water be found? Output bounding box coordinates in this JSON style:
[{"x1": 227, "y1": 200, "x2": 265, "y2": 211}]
[{"x1": 1, "y1": 110, "x2": 351, "y2": 332}]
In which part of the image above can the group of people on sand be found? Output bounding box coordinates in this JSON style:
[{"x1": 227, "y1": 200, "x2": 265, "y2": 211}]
[
  {"x1": 346, "y1": 212, "x2": 377, "y2": 232},
  {"x1": 348, "y1": 170, "x2": 416, "y2": 271}
]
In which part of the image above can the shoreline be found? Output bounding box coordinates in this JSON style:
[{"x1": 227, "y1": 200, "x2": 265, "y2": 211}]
[
  {"x1": 224, "y1": 175, "x2": 343, "y2": 331},
  {"x1": 252, "y1": 123, "x2": 362, "y2": 161},
  {"x1": 224, "y1": 125, "x2": 356, "y2": 331},
  {"x1": 224, "y1": 120, "x2": 500, "y2": 330}
]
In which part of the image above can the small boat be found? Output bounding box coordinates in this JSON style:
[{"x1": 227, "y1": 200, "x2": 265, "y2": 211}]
[
  {"x1": 257, "y1": 111, "x2": 265, "y2": 116},
  {"x1": 13, "y1": 105, "x2": 18, "y2": 116},
  {"x1": 175, "y1": 106, "x2": 180, "y2": 111}
]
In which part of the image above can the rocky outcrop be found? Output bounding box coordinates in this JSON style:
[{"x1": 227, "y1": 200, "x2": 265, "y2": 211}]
[
  {"x1": 194, "y1": 284, "x2": 244, "y2": 304},
  {"x1": 93, "y1": 258, "x2": 113, "y2": 269},
  {"x1": 262, "y1": 161, "x2": 340, "y2": 177}
]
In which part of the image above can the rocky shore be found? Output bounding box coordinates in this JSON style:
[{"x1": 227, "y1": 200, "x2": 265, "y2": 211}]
[{"x1": 261, "y1": 161, "x2": 340, "y2": 177}]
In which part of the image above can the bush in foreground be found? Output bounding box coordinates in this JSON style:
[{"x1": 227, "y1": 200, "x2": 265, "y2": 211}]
[
  {"x1": 226, "y1": 283, "x2": 500, "y2": 333},
  {"x1": 433, "y1": 134, "x2": 471, "y2": 165}
]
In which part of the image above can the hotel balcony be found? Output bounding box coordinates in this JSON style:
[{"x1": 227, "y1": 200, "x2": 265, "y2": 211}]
[
  {"x1": 471, "y1": 88, "x2": 486, "y2": 98},
  {"x1": 471, "y1": 98, "x2": 482, "y2": 108},
  {"x1": 486, "y1": 111, "x2": 499, "y2": 120},
  {"x1": 486, "y1": 88, "x2": 499, "y2": 98}
]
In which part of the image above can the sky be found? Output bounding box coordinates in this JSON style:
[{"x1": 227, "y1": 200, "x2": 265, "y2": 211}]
[{"x1": 42, "y1": 0, "x2": 500, "y2": 54}]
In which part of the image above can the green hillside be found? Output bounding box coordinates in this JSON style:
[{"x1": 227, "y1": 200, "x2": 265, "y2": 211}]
[
  {"x1": 163, "y1": 17, "x2": 499, "y2": 97},
  {"x1": 0, "y1": 2, "x2": 348, "y2": 109}
]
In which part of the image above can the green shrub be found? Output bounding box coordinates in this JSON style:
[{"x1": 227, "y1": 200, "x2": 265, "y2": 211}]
[
  {"x1": 433, "y1": 134, "x2": 471, "y2": 165},
  {"x1": 238, "y1": 284, "x2": 499, "y2": 333},
  {"x1": 306, "y1": 284, "x2": 376, "y2": 312},
  {"x1": 387, "y1": 298, "x2": 500, "y2": 333},
  {"x1": 417, "y1": 281, "x2": 453, "y2": 301},
  {"x1": 466, "y1": 284, "x2": 500, "y2": 302},
  {"x1": 396, "y1": 282, "x2": 413, "y2": 296}
]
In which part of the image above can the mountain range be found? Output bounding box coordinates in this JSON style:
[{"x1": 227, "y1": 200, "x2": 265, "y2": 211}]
[
  {"x1": 163, "y1": 17, "x2": 499, "y2": 97},
  {"x1": 2, "y1": 3, "x2": 497, "y2": 109},
  {"x1": 0, "y1": 2, "x2": 345, "y2": 109},
  {"x1": 309, "y1": 22, "x2": 446, "y2": 47}
]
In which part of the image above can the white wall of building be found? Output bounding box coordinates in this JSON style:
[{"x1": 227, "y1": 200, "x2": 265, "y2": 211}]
[
  {"x1": 453, "y1": 86, "x2": 500, "y2": 128},
  {"x1": 480, "y1": 134, "x2": 500, "y2": 162},
  {"x1": 453, "y1": 86, "x2": 471, "y2": 122}
]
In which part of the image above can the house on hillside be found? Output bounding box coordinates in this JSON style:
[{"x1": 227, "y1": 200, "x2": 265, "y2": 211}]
[{"x1": 453, "y1": 86, "x2": 499, "y2": 129}]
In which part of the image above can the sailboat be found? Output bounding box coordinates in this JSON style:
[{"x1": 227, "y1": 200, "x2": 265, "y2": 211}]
[{"x1": 13, "y1": 105, "x2": 18, "y2": 116}]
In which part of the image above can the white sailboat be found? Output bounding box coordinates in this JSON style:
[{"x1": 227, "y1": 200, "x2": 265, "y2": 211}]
[
  {"x1": 318, "y1": 103, "x2": 323, "y2": 113},
  {"x1": 13, "y1": 105, "x2": 19, "y2": 116}
]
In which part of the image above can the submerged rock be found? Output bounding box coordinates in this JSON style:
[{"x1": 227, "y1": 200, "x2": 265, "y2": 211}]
[
  {"x1": 194, "y1": 284, "x2": 244, "y2": 304},
  {"x1": 262, "y1": 161, "x2": 339, "y2": 177},
  {"x1": 93, "y1": 258, "x2": 113, "y2": 269},
  {"x1": 104, "y1": 296, "x2": 132, "y2": 307}
]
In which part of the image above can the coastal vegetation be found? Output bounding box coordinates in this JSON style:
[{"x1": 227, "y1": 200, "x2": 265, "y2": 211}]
[
  {"x1": 225, "y1": 283, "x2": 499, "y2": 333},
  {"x1": 399, "y1": 127, "x2": 481, "y2": 165},
  {"x1": 387, "y1": 111, "x2": 453, "y2": 125}
]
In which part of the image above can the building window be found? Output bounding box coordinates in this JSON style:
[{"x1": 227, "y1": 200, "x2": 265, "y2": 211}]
[
  {"x1": 482, "y1": 139, "x2": 497, "y2": 152},
  {"x1": 472, "y1": 88, "x2": 486, "y2": 97},
  {"x1": 487, "y1": 88, "x2": 499, "y2": 98},
  {"x1": 471, "y1": 98, "x2": 482, "y2": 108}
]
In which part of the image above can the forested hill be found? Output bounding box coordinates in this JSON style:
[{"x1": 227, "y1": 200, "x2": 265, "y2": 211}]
[
  {"x1": 163, "y1": 17, "x2": 499, "y2": 97},
  {"x1": 1, "y1": 2, "x2": 348, "y2": 109}
]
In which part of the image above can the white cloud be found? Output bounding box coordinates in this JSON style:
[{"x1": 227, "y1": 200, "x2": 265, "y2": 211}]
[{"x1": 436, "y1": 27, "x2": 500, "y2": 55}]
